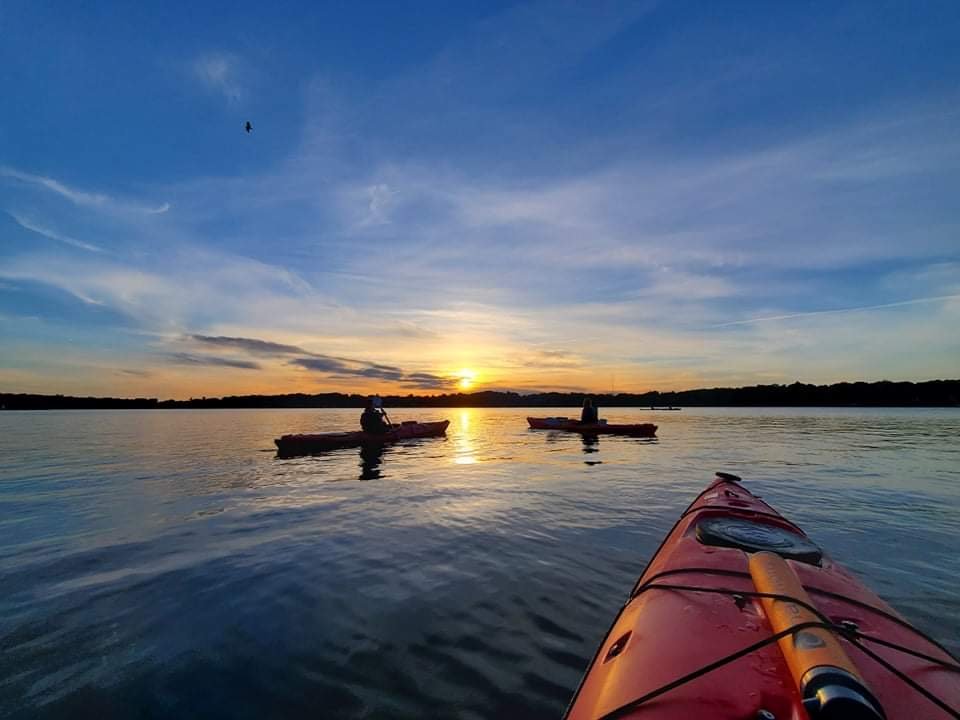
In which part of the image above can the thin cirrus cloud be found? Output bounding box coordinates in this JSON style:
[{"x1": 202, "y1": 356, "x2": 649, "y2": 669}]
[
  {"x1": 711, "y1": 294, "x2": 960, "y2": 328},
  {"x1": 8, "y1": 213, "x2": 104, "y2": 253},
  {"x1": 518, "y1": 350, "x2": 585, "y2": 369},
  {"x1": 342, "y1": 105, "x2": 959, "y2": 278},
  {"x1": 116, "y1": 368, "x2": 152, "y2": 378},
  {"x1": 0, "y1": 247, "x2": 320, "y2": 332},
  {"x1": 192, "y1": 52, "x2": 246, "y2": 103},
  {"x1": 301, "y1": 13, "x2": 959, "y2": 283},
  {"x1": 1, "y1": 166, "x2": 171, "y2": 215}
]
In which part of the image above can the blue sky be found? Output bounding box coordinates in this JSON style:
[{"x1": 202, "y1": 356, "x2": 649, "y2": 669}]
[{"x1": 1, "y1": 1, "x2": 958, "y2": 398}]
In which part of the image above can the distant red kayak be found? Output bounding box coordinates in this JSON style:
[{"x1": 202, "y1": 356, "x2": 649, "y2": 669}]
[
  {"x1": 565, "y1": 473, "x2": 960, "y2": 719},
  {"x1": 275, "y1": 420, "x2": 449, "y2": 457},
  {"x1": 527, "y1": 417, "x2": 657, "y2": 437}
]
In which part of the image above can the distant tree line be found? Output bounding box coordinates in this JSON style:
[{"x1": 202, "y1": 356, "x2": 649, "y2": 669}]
[
  {"x1": 0, "y1": 394, "x2": 162, "y2": 410},
  {"x1": 2, "y1": 380, "x2": 958, "y2": 410}
]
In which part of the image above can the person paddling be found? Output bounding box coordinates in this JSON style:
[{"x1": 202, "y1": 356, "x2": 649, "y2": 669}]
[
  {"x1": 580, "y1": 397, "x2": 598, "y2": 425},
  {"x1": 361, "y1": 395, "x2": 391, "y2": 434}
]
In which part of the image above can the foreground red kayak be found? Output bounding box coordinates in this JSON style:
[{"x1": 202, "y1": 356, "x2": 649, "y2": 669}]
[
  {"x1": 566, "y1": 473, "x2": 960, "y2": 719},
  {"x1": 275, "y1": 420, "x2": 449, "y2": 457},
  {"x1": 527, "y1": 417, "x2": 657, "y2": 437}
]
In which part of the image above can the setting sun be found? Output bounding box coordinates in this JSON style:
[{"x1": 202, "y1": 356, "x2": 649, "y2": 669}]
[{"x1": 456, "y1": 368, "x2": 476, "y2": 391}]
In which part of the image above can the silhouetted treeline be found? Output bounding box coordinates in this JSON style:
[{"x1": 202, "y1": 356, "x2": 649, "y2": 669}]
[
  {"x1": 2, "y1": 380, "x2": 958, "y2": 410},
  {"x1": 0, "y1": 394, "x2": 161, "y2": 410}
]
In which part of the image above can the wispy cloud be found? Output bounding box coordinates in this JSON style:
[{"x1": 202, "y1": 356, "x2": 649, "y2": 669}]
[
  {"x1": 712, "y1": 294, "x2": 960, "y2": 328},
  {"x1": 164, "y1": 352, "x2": 261, "y2": 370},
  {"x1": 1, "y1": 167, "x2": 110, "y2": 208},
  {"x1": 116, "y1": 368, "x2": 152, "y2": 377},
  {"x1": 117, "y1": 368, "x2": 153, "y2": 378},
  {"x1": 361, "y1": 184, "x2": 396, "y2": 226},
  {"x1": 1, "y1": 167, "x2": 170, "y2": 215},
  {"x1": 192, "y1": 52, "x2": 245, "y2": 103},
  {"x1": 8, "y1": 212, "x2": 104, "y2": 253},
  {"x1": 0, "y1": 248, "x2": 317, "y2": 330},
  {"x1": 512, "y1": 349, "x2": 586, "y2": 369}
]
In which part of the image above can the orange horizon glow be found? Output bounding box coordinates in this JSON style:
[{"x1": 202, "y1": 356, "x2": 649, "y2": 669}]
[
  {"x1": 0, "y1": 364, "x2": 749, "y2": 401},
  {"x1": 6, "y1": 328, "x2": 946, "y2": 402}
]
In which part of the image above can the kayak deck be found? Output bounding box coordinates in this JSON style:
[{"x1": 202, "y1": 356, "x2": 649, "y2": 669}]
[
  {"x1": 527, "y1": 417, "x2": 657, "y2": 437},
  {"x1": 274, "y1": 419, "x2": 449, "y2": 457},
  {"x1": 565, "y1": 473, "x2": 960, "y2": 719}
]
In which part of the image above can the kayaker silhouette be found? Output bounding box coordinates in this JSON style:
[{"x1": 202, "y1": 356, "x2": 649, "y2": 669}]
[
  {"x1": 361, "y1": 396, "x2": 390, "y2": 434},
  {"x1": 244, "y1": 121, "x2": 252, "y2": 133},
  {"x1": 580, "y1": 397, "x2": 598, "y2": 424}
]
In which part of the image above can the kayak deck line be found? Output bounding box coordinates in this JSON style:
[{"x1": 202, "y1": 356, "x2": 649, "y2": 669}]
[{"x1": 564, "y1": 473, "x2": 960, "y2": 720}]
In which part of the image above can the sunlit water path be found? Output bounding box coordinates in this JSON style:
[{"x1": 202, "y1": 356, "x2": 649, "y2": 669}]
[{"x1": 1, "y1": 407, "x2": 958, "y2": 718}]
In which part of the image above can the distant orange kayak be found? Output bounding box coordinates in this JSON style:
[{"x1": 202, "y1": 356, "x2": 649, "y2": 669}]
[
  {"x1": 275, "y1": 420, "x2": 449, "y2": 457},
  {"x1": 527, "y1": 417, "x2": 657, "y2": 437},
  {"x1": 565, "y1": 473, "x2": 960, "y2": 719}
]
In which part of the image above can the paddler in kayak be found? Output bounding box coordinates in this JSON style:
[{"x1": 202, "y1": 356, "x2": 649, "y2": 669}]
[
  {"x1": 580, "y1": 397, "x2": 599, "y2": 425},
  {"x1": 360, "y1": 395, "x2": 391, "y2": 434}
]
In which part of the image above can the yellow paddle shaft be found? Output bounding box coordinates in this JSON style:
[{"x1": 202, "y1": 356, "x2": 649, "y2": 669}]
[{"x1": 749, "y1": 550, "x2": 884, "y2": 718}]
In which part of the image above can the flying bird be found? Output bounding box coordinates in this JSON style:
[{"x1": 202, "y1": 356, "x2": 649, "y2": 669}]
[{"x1": 245, "y1": 121, "x2": 252, "y2": 133}]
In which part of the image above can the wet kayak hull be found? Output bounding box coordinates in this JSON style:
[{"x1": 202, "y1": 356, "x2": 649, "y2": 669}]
[
  {"x1": 564, "y1": 473, "x2": 960, "y2": 719},
  {"x1": 274, "y1": 420, "x2": 449, "y2": 457},
  {"x1": 527, "y1": 417, "x2": 657, "y2": 437}
]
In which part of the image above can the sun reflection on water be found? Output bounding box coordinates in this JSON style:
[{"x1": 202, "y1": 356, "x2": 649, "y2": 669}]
[{"x1": 453, "y1": 409, "x2": 477, "y2": 465}]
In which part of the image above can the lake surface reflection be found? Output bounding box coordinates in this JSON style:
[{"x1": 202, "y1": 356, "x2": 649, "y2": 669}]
[{"x1": 1, "y1": 407, "x2": 958, "y2": 718}]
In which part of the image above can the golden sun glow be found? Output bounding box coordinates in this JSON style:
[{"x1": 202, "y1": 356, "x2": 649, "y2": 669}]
[{"x1": 456, "y1": 368, "x2": 477, "y2": 391}]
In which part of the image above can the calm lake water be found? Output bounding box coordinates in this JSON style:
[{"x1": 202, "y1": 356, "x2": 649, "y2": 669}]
[{"x1": 1, "y1": 407, "x2": 958, "y2": 718}]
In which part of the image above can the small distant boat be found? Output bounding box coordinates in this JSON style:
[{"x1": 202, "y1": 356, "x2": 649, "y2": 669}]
[
  {"x1": 527, "y1": 417, "x2": 657, "y2": 437},
  {"x1": 275, "y1": 419, "x2": 450, "y2": 457},
  {"x1": 650, "y1": 406, "x2": 682, "y2": 411}
]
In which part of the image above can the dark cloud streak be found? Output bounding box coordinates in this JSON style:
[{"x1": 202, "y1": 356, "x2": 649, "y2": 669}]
[
  {"x1": 190, "y1": 334, "x2": 310, "y2": 356},
  {"x1": 186, "y1": 333, "x2": 453, "y2": 388},
  {"x1": 400, "y1": 372, "x2": 453, "y2": 389},
  {"x1": 165, "y1": 352, "x2": 261, "y2": 370},
  {"x1": 116, "y1": 368, "x2": 152, "y2": 377},
  {"x1": 290, "y1": 357, "x2": 453, "y2": 390}
]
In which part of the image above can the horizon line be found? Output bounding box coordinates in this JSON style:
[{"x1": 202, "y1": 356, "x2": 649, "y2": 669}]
[{"x1": 3, "y1": 377, "x2": 959, "y2": 405}]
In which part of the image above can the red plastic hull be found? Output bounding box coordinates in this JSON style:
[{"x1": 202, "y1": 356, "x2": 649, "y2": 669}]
[
  {"x1": 565, "y1": 474, "x2": 960, "y2": 719},
  {"x1": 527, "y1": 417, "x2": 657, "y2": 437},
  {"x1": 274, "y1": 420, "x2": 449, "y2": 457}
]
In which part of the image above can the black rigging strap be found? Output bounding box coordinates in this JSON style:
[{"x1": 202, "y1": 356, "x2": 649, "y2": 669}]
[
  {"x1": 564, "y1": 476, "x2": 960, "y2": 720},
  {"x1": 594, "y1": 580, "x2": 960, "y2": 720}
]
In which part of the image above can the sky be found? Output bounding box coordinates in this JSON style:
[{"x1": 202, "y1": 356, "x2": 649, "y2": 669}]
[{"x1": 1, "y1": 0, "x2": 958, "y2": 399}]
